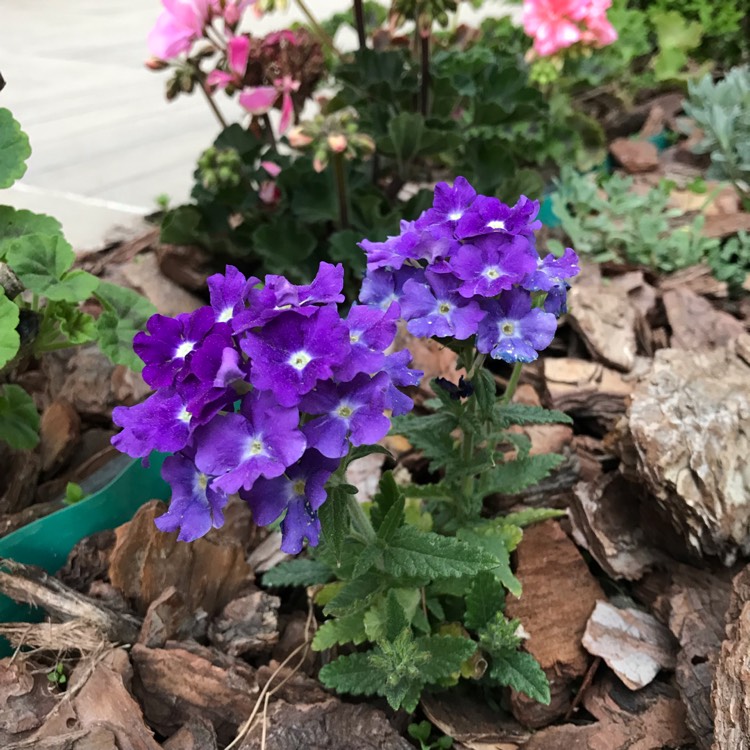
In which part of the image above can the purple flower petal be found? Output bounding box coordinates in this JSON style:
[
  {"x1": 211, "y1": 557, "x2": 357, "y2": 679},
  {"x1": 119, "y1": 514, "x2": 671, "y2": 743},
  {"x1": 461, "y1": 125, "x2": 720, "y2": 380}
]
[{"x1": 522, "y1": 247, "x2": 580, "y2": 292}]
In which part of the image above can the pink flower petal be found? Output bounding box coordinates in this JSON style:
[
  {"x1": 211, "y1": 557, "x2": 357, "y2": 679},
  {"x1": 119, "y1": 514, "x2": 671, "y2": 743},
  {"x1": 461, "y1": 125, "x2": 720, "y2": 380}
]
[
  {"x1": 239, "y1": 86, "x2": 278, "y2": 115},
  {"x1": 227, "y1": 35, "x2": 250, "y2": 77},
  {"x1": 260, "y1": 160, "x2": 282, "y2": 177},
  {"x1": 278, "y1": 92, "x2": 295, "y2": 133}
]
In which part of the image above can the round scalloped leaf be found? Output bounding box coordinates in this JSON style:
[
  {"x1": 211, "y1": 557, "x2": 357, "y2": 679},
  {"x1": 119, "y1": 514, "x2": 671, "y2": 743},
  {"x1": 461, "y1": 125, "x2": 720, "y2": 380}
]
[
  {"x1": 0, "y1": 293, "x2": 20, "y2": 369},
  {"x1": 0, "y1": 108, "x2": 31, "y2": 189},
  {"x1": 0, "y1": 206, "x2": 62, "y2": 259},
  {"x1": 0, "y1": 384, "x2": 40, "y2": 450}
]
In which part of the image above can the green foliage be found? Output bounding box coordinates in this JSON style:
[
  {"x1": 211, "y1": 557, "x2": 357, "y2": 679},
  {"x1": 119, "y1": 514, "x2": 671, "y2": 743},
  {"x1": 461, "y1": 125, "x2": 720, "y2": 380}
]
[
  {"x1": 0, "y1": 108, "x2": 31, "y2": 189},
  {"x1": 649, "y1": 10, "x2": 703, "y2": 81},
  {"x1": 0, "y1": 294, "x2": 20, "y2": 370},
  {"x1": 684, "y1": 67, "x2": 750, "y2": 206},
  {"x1": 408, "y1": 721, "x2": 453, "y2": 750},
  {"x1": 0, "y1": 384, "x2": 40, "y2": 450},
  {"x1": 552, "y1": 167, "x2": 721, "y2": 273},
  {"x1": 261, "y1": 558, "x2": 334, "y2": 588},
  {"x1": 63, "y1": 482, "x2": 87, "y2": 506},
  {"x1": 46, "y1": 662, "x2": 67, "y2": 687},
  {"x1": 708, "y1": 231, "x2": 750, "y2": 292},
  {"x1": 0, "y1": 207, "x2": 62, "y2": 260}
]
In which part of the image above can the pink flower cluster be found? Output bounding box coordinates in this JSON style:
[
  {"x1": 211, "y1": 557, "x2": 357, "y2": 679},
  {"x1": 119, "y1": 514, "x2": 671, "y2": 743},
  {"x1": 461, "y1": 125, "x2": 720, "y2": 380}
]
[{"x1": 522, "y1": 0, "x2": 618, "y2": 57}]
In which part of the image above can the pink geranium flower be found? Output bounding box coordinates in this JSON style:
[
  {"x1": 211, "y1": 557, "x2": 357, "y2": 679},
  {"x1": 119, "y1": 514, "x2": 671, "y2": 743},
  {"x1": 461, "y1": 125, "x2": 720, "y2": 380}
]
[
  {"x1": 148, "y1": 0, "x2": 213, "y2": 60},
  {"x1": 522, "y1": 0, "x2": 617, "y2": 57},
  {"x1": 207, "y1": 34, "x2": 250, "y2": 89},
  {"x1": 274, "y1": 75, "x2": 301, "y2": 133}
]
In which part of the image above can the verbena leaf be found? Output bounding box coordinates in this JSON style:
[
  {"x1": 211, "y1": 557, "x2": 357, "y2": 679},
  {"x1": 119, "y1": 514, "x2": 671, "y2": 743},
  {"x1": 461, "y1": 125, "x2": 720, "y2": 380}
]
[
  {"x1": 465, "y1": 571, "x2": 505, "y2": 630},
  {"x1": 383, "y1": 526, "x2": 497, "y2": 579},
  {"x1": 351, "y1": 544, "x2": 381, "y2": 578},
  {"x1": 390, "y1": 412, "x2": 458, "y2": 470},
  {"x1": 324, "y1": 572, "x2": 382, "y2": 616},
  {"x1": 371, "y1": 470, "x2": 402, "y2": 529},
  {"x1": 416, "y1": 634, "x2": 477, "y2": 683},
  {"x1": 480, "y1": 454, "x2": 564, "y2": 497},
  {"x1": 503, "y1": 508, "x2": 566, "y2": 528},
  {"x1": 345, "y1": 444, "x2": 392, "y2": 467},
  {"x1": 0, "y1": 108, "x2": 31, "y2": 189},
  {"x1": 0, "y1": 207, "x2": 62, "y2": 259},
  {"x1": 319, "y1": 484, "x2": 351, "y2": 563},
  {"x1": 376, "y1": 478, "x2": 405, "y2": 543},
  {"x1": 472, "y1": 368, "x2": 497, "y2": 415},
  {"x1": 261, "y1": 558, "x2": 334, "y2": 588},
  {"x1": 0, "y1": 293, "x2": 20, "y2": 369},
  {"x1": 0, "y1": 384, "x2": 39, "y2": 450},
  {"x1": 319, "y1": 652, "x2": 385, "y2": 696},
  {"x1": 95, "y1": 282, "x2": 156, "y2": 371},
  {"x1": 312, "y1": 611, "x2": 368, "y2": 651},
  {"x1": 479, "y1": 612, "x2": 522, "y2": 653},
  {"x1": 457, "y1": 524, "x2": 522, "y2": 597},
  {"x1": 489, "y1": 649, "x2": 551, "y2": 705},
  {"x1": 493, "y1": 403, "x2": 572, "y2": 428}
]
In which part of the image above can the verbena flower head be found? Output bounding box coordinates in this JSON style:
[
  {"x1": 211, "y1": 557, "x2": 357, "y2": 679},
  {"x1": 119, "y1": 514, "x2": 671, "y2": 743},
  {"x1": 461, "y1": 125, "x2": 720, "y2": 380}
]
[
  {"x1": 113, "y1": 263, "x2": 420, "y2": 550},
  {"x1": 522, "y1": 0, "x2": 618, "y2": 57},
  {"x1": 358, "y1": 177, "x2": 579, "y2": 363}
]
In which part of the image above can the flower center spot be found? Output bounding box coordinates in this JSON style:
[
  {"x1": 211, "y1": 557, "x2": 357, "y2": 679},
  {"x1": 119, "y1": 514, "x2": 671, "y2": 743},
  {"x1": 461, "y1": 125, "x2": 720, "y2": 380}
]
[
  {"x1": 178, "y1": 406, "x2": 191, "y2": 424},
  {"x1": 197, "y1": 473, "x2": 209, "y2": 490},
  {"x1": 248, "y1": 438, "x2": 264, "y2": 456},
  {"x1": 484, "y1": 267, "x2": 500, "y2": 280},
  {"x1": 448, "y1": 210, "x2": 463, "y2": 221},
  {"x1": 292, "y1": 479, "x2": 306, "y2": 496},
  {"x1": 217, "y1": 306, "x2": 234, "y2": 323},
  {"x1": 487, "y1": 219, "x2": 506, "y2": 231},
  {"x1": 289, "y1": 351, "x2": 312, "y2": 371},
  {"x1": 438, "y1": 302, "x2": 451, "y2": 315},
  {"x1": 349, "y1": 332, "x2": 361, "y2": 344},
  {"x1": 501, "y1": 322, "x2": 515, "y2": 336},
  {"x1": 337, "y1": 404, "x2": 353, "y2": 418},
  {"x1": 175, "y1": 340, "x2": 195, "y2": 359}
]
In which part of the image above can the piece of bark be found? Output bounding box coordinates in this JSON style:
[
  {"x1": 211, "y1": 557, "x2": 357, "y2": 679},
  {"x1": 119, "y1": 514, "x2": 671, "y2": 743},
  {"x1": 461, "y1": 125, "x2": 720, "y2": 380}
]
[
  {"x1": 702, "y1": 212, "x2": 750, "y2": 239},
  {"x1": 0, "y1": 560, "x2": 141, "y2": 644},
  {"x1": 610, "y1": 138, "x2": 660, "y2": 173},
  {"x1": 0, "y1": 499, "x2": 63, "y2": 536},
  {"x1": 108, "y1": 500, "x2": 253, "y2": 617},
  {"x1": 131, "y1": 643, "x2": 258, "y2": 745},
  {"x1": 39, "y1": 399, "x2": 81, "y2": 472},
  {"x1": 254, "y1": 664, "x2": 330, "y2": 705},
  {"x1": 272, "y1": 612, "x2": 317, "y2": 675},
  {"x1": 571, "y1": 435, "x2": 613, "y2": 482},
  {"x1": 208, "y1": 590, "x2": 280, "y2": 657},
  {"x1": 663, "y1": 288, "x2": 744, "y2": 350},
  {"x1": 421, "y1": 691, "x2": 529, "y2": 750},
  {"x1": 0, "y1": 450, "x2": 41, "y2": 515},
  {"x1": 505, "y1": 521, "x2": 605, "y2": 727},
  {"x1": 712, "y1": 566, "x2": 750, "y2": 749},
  {"x1": 567, "y1": 281, "x2": 638, "y2": 371},
  {"x1": 638, "y1": 104, "x2": 666, "y2": 138},
  {"x1": 570, "y1": 474, "x2": 664, "y2": 581},
  {"x1": 659, "y1": 262, "x2": 728, "y2": 299},
  {"x1": 138, "y1": 586, "x2": 195, "y2": 648},
  {"x1": 238, "y1": 699, "x2": 413, "y2": 750},
  {"x1": 155, "y1": 243, "x2": 213, "y2": 292},
  {"x1": 12, "y1": 726, "x2": 119, "y2": 749},
  {"x1": 627, "y1": 347, "x2": 750, "y2": 561},
  {"x1": 0, "y1": 658, "x2": 58, "y2": 744},
  {"x1": 582, "y1": 601, "x2": 676, "y2": 690},
  {"x1": 55, "y1": 348, "x2": 119, "y2": 422},
  {"x1": 523, "y1": 675, "x2": 692, "y2": 750},
  {"x1": 57, "y1": 530, "x2": 115, "y2": 593},
  {"x1": 0, "y1": 619, "x2": 107, "y2": 653},
  {"x1": 162, "y1": 718, "x2": 217, "y2": 750}
]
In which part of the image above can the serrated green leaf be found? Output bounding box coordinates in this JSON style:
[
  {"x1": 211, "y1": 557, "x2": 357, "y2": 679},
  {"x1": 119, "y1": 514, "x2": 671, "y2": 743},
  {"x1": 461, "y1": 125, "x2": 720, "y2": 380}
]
[
  {"x1": 383, "y1": 526, "x2": 497, "y2": 579},
  {"x1": 364, "y1": 588, "x2": 416, "y2": 641},
  {"x1": 0, "y1": 384, "x2": 39, "y2": 450},
  {"x1": 384, "y1": 679, "x2": 422, "y2": 713},
  {"x1": 416, "y1": 634, "x2": 477, "y2": 683},
  {"x1": 0, "y1": 108, "x2": 31, "y2": 189},
  {"x1": 480, "y1": 454, "x2": 564, "y2": 497},
  {"x1": 465, "y1": 571, "x2": 506, "y2": 630},
  {"x1": 319, "y1": 652, "x2": 385, "y2": 697},
  {"x1": 319, "y1": 485, "x2": 351, "y2": 563},
  {"x1": 472, "y1": 368, "x2": 497, "y2": 415},
  {"x1": 0, "y1": 207, "x2": 62, "y2": 259},
  {"x1": 456, "y1": 524, "x2": 522, "y2": 597},
  {"x1": 376, "y1": 490, "x2": 405, "y2": 544},
  {"x1": 94, "y1": 282, "x2": 156, "y2": 371},
  {"x1": 345, "y1": 444, "x2": 392, "y2": 467},
  {"x1": 479, "y1": 612, "x2": 522, "y2": 654},
  {"x1": 493, "y1": 403, "x2": 572, "y2": 428},
  {"x1": 324, "y1": 572, "x2": 382, "y2": 616},
  {"x1": 390, "y1": 412, "x2": 458, "y2": 470},
  {"x1": 0, "y1": 293, "x2": 20, "y2": 369},
  {"x1": 503, "y1": 508, "x2": 566, "y2": 528},
  {"x1": 312, "y1": 611, "x2": 368, "y2": 651},
  {"x1": 261, "y1": 558, "x2": 334, "y2": 588},
  {"x1": 352, "y1": 544, "x2": 381, "y2": 578},
  {"x1": 489, "y1": 649, "x2": 550, "y2": 704},
  {"x1": 371, "y1": 470, "x2": 402, "y2": 530}
]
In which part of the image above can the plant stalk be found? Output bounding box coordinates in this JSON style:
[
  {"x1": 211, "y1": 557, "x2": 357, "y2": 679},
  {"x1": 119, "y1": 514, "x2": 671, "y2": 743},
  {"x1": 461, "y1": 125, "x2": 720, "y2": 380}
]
[
  {"x1": 353, "y1": 0, "x2": 367, "y2": 50},
  {"x1": 347, "y1": 493, "x2": 376, "y2": 544},
  {"x1": 419, "y1": 26, "x2": 431, "y2": 117},
  {"x1": 294, "y1": 0, "x2": 341, "y2": 58},
  {"x1": 332, "y1": 152, "x2": 350, "y2": 229},
  {"x1": 197, "y1": 72, "x2": 228, "y2": 128},
  {"x1": 500, "y1": 362, "x2": 524, "y2": 405}
]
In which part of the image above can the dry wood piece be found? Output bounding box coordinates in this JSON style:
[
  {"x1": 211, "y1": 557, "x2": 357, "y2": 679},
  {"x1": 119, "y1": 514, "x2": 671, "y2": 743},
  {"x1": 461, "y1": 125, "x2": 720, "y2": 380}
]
[
  {"x1": 522, "y1": 675, "x2": 692, "y2": 750},
  {"x1": 663, "y1": 288, "x2": 744, "y2": 350},
  {"x1": 162, "y1": 717, "x2": 218, "y2": 750},
  {"x1": 0, "y1": 450, "x2": 40, "y2": 515},
  {"x1": 0, "y1": 619, "x2": 107, "y2": 653},
  {"x1": 582, "y1": 601, "x2": 676, "y2": 690},
  {"x1": 137, "y1": 586, "x2": 196, "y2": 648},
  {"x1": 108, "y1": 500, "x2": 253, "y2": 617},
  {"x1": 610, "y1": 138, "x2": 660, "y2": 173},
  {"x1": 0, "y1": 560, "x2": 141, "y2": 644},
  {"x1": 39, "y1": 399, "x2": 81, "y2": 472},
  {"x1": 131, "y1": 643, "x2": 259, "y2": 745},
  {"x1": 505, "y1": 521, "x2": 605, "y2": 727},
  {"x1": 58, "y1": 529, "x2": 115, "y2": 593},
  {"x1": 659, "y1": 262, "x2": 728, "y2": 299},
  {"x1": 0, "y1": 658, "x2": 58, "y2": 744},
  {"x1": 208, "y1": 590, "x2": 280, "y2": 657},
  {"x1": 627, "y1": 347, "x2": 750, "y2": 561},
  {"x1": 238, "y1": 699, "x2": 414, "y2": 750},
  {"x1": 567, "y1": 281, "x2": 638, "y2": 371},
  {"x1": 712, "y1": 566, "x2": 750, "y2": 750},
  {"x1": 156, "y1": 243, "x2": 213, "y2": 292},
  {"x1": 570, "y1": 474, "x2": 663, "y2": 581},
  {"x1": 702, "y1": 212, "x2": 750, "y2": 239}
]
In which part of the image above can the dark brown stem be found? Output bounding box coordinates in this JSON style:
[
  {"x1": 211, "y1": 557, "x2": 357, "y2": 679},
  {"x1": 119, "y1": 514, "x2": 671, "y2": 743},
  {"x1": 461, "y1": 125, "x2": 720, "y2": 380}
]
[
  {"x1": 419, "y1": 28, "x2": 430, "y2": 117},
  {"x1": 332, "y1": 152, "x2": 350, "y2": 229},
  {"x1": 353, "y1": 0, "x2": 367, "y2": 50},
  {"x1": 262, "y1": 113, "x2": 277, "y2": 148},
  {"x1": 197, "y1": 72, "x2": 228, "y2": 129}
]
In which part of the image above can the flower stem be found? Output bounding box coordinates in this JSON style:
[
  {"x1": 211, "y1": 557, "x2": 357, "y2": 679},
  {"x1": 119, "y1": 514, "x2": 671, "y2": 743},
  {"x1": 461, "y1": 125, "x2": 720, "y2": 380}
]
[
  {"x1": 262, "y1": 113, "x2": 277, "y2": 148},
  {"x1": 196, "y1": 71, "x2": 228, "y2": 129},
  {"x1": 353, "y1": 0, "x2": 367, "y2": 49},
  {"x1": 332, "y1": 152, "x2": 350, "y2": 229},
  {"x1": 347, "y1": 492, "x2": 376, "y2": 544},
  {"x1": 295, "y1": 0, "x2": 341, "y2": 58},
  {"x1": 419, "y1": 26, "x2": 430, "y2": 117},
  {"x1": 501, "y1": 362, "x2": 524, "y2": 405}
]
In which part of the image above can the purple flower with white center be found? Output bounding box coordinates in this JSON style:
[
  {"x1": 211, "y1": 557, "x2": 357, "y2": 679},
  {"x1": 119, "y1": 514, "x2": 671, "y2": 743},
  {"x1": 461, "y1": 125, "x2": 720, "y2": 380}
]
[
  {"x1": 112, "y1": 389, "x2": 194, "y2": 458},
  {"x1": 240, "y1": 449, "x2": 339, "y2": 553},
  {"x1": 242, "y1": 306, "x2": 350, "y2": 407},
  {"x1": 417, "y1": 176, "x2": 477, "y2": 229},
  {"x1": 194, "y1": 390, "x2": 305, "y2": 494},
  {"x1": 134, "y1": 306, "x2": 216, "y2": 388},
  {"x1": 382, "y1": 350, "x2": 420, "y2": 416},
  {"x1": 400, "y1": 272, "x2": 485, "y2": 340},
  {"x1": 155, "y1": 453, "x2": 229, "y2": 542},
  {"x1": 455, "y1": 195, "x2": 541, "y2": 240},
  {"x1": 450, "y1": 235, "x2": 538, "y2": 298},
  {"x1": 359, "y1": 267, "x2": 423, "y2": 310},
  {"x1": 301, "y1": 372, "x2": 391, "y2": 459},
  {"x1": 522, "y1": 247, "x2": 580, "y2": 292},
  {"x1": 265, "y1": 262, "x2": 345, "y2": 309},
  {"x1": 335, "y1": 303, "x2": 399, "y2": 382},
  {"x1": 208, "y1": 265, "x2": 257, "y2": 324},
  {"x1": 476, "y1": 289, "x2": 557, "y2": 363},
  {"x1": 359, "y1": 221, "x2": 424, "y2": 271}
]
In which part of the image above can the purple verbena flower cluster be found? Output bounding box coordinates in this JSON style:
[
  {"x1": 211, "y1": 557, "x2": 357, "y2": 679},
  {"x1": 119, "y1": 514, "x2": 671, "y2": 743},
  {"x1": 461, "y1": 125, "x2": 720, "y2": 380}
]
[
  {"x1": 112, "y1": 263, "x2": 419, "y2": 553},
  {"x1": 360, "y1": 177, "x2": 580, "y2": 363}
]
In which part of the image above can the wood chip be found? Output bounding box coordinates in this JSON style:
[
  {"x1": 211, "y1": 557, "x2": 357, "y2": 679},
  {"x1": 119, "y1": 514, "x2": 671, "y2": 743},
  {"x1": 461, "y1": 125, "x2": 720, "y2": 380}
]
[
  {"x1": 0, "y1": 658, "x2": 57, "y2": 744},
  {"x1": 505, "y1": 521, "x2": 605, "y2": 727},
  {"x1": 702, "y1": 212, "x2": 750, "y2": 239},
  {"x1": 663, "y1": 288, "x2": 744, "y2": 350},
  {"x1": 208, "y1": 590, "x2": 280, "y2": 657},
  {"x1": 39, "y1": 399, "x2": 81, "y2": 472},
  {"x1": 162, "y1": 718, "x2": 218, "y2": 750},
  {"x1": 155, "y1": 243, "x2": 213, "y2": 292},
  {"x1": 659, "y1": 262, "x2": 728, "y2": 299},
  {"x1": 0, "y1": 450, "x2": 41, "y2": 515},
  {"x1": 582, "y1": 601, "x2": 676, "y2": 690},
  {"x1": 610, "y1": 138, "x2": 660, "y2": 173}
]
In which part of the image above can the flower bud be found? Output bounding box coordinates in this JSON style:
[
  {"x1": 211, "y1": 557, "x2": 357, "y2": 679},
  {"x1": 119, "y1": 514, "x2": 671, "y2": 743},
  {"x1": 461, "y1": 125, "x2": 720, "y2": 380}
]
[
  {"x1": 327, "y1": 133, "x2": 348, "y2": 153},
  {"x1": 287, "y1": 127, "x2": 314, "y2": 148},
  {"x1": 145, "y1": 57, "x2": 169, "y2": 71}
]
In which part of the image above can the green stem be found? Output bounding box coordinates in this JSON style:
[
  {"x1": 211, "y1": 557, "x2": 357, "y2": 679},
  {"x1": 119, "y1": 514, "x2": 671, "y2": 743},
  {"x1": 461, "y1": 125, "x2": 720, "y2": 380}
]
[
  {"x1": 347, "y1": 492, "x2": 376, "y2": 544},
  {"x1": 419, "y1": 25, "x2": 430, "y2": 117},
  {"x1": 460, "y1": 394, "x2": 477, "y2": 512},
  {"x1": 332, "y1": 152, "x2": 350, "y2": 229},
  {"x1": 500, "y1": 362, "x2": 524, "y2": 405},
  {"x1": 294, "y1": 0, "x2": 341, "y2": 58},
  {"x1": 353, "y1": 0, "x2": 367, "y2": 49}
]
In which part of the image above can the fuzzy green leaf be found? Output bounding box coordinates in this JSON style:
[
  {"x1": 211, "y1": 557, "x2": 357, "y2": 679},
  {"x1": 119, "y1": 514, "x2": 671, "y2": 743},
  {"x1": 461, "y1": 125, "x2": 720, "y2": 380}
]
[
  {"x1": 383, "y1": 526, "x2": 497, "y2": 579},
  {"x1": 0, "y1": 108, "x2": 31, "y2": 189},
  {"x1": 261, "y1": 558, "x2": 334, "y2": 588},
  {"x1": 0, "y1": 207, "x2": 62, "y2": 260},
  {"x1": 472, "y1": 368, "x2": 497, "y2": 415},
  {"x1": 319, "y1": 652, "x2": 385, "y2": 697},
  {"x1": 345, "y1": 444, "x2": 392, "y2": 467},
  {"x1": 371, "y1": 470, "x2": 402, "y2": 530},
  {"x1": 489, "y1": 649, "x2": 550, "y2": 704},
  {"x1": 0, "y1": 384, "x2": 39, "y2": 450},
  {"x1": 390, "y1": 412, "x2": 458, "y2": 470},
  {"x1": 312, "y1": 611, "x2": 368, "y2": 651},
  {"x1": 480, "y1": 454, "x2": 564, "y2": 497},
  {"x1": 319, "y1": 484, "x2": 352, "y2": 563},
  {"x1": 0, "y1": 293, "x2": 20, "y2": 369},
  {"x1": 492, "y1": 403, "x2": 572, "y2": 428},
  {"x1": 503, "y1": 508, "x2": 566, "y2": 528},
  {"x1": 457, "y1": 524, "x2": 522, "y2": 597},
  {"x1": 416, "y1": 634, "x2": 477, "y2": 683},
  {"x1": 376, "y1": 491, "x2": 405, "y2": 544},
  {"x1": 465, "y1": 571, "x2": 506, "y2": 631},
  {"x1": 323, "y1": 572, "x2": 382, "y2": 616},
  {"x1": 479, "y1": 612, "x2": 523, "y2": 653},
  {"x1": 95, "y1": 282, "x2": 156, "y2": 371}
]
